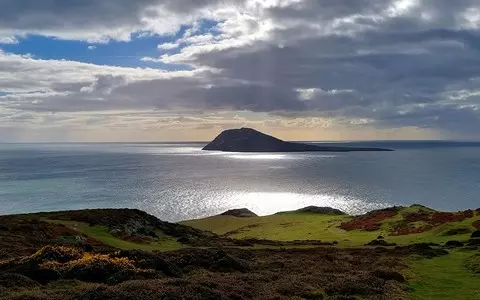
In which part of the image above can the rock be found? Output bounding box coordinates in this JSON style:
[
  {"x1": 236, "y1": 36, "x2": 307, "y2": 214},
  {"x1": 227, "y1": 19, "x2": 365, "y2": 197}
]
[
  {"x1": 202, "y1": 128, "x2": 393, "y2": 152},
  {"x1": 137, "y1": 227, "x2": 158, "y2": 238},
  {"x1": 295, "y1": 206, "x2": 346, "y2": 215},
  {"x1": 377, "y1": 236, "x2": 385, "y2": 240},
  {"x1": 75, "y1": 235, "x2": 86, "y2": 243},
  {"x1": 221, "y1": 208, "x2": 258, "y2": 217},
  {"x1": 365, "y1": 239, "x2": 397, "y2": 247},
  {"x1": 445, "y1": 240, "x2": 464, "y2": 247},
  {"x1": 471, "y1": 231, "x2": 480, "y2": 238},
  {"x1": 109, "y1": 229, "x2": 122, "y2": 236}
]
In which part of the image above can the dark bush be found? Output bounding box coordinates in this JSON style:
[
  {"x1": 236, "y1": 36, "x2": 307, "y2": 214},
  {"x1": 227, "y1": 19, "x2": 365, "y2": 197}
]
[
  {"x1": 0, "y1": 273, "x2": 40, "y2": 288},
  {"x1": 365, "y1": 239, "x2": 396, "y2": 247},
  {"x1": 29, "y1": 246, "x2": 83, "y2": 264},
  {"x1": 442, "y1": 227, "x2": 472, "y2": 236},
  {"x1": 445, "y1": 240, "x2": 464, "y2": 247},
  {"x1": 106, "y1": 269, "x2": 161, "y2": 285},
  {"x1": 26, "y1": 268, "x2": 61, "y2": 285},
  {"x1": 112, "y1": 250, "x2": 182, "y2": 277},
  {"x1": 371, "y1": 269, "x2": 405, "y2": 282},
  {"x1": 325, "y1": 277, "x2": 384, "y2": 296},
  {"x1": 467, "y1": 239, "x2": 480, "y2": 246},
  {"x1": 172, "y1": 248, "x2": 250, "y2": 272}
]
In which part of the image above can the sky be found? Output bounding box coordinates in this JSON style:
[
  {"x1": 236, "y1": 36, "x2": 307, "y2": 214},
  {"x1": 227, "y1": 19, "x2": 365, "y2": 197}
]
[{"x1": 1, "y1": 0, "x2": 480, "y2": 142}]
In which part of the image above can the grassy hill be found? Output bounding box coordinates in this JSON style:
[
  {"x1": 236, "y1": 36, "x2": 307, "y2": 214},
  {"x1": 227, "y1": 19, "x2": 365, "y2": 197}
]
[
  {"x1": 0, "y1": 206, "x2": 479, "y2": 299},
  {"x1": 181, "y1": 205, "x2": 480, "y2": 247}
]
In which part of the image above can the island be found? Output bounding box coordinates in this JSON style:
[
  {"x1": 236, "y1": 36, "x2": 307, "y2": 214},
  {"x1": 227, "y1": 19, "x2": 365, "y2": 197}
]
[{"x1": 202, "y1": 127, "x2": 393, "y2": 152}]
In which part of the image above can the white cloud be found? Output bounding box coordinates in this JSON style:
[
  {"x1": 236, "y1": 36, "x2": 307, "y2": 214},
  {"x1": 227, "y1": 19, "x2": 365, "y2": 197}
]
[
  {"x1": 157, "y1": 42, "x2": 180, "y2": 50},
  {"x1": 87, "y1": 45, "x2": 96, "y2": 50},
  {"x1": 0, "y1": 36, "x2": 18, "y2": 44}
]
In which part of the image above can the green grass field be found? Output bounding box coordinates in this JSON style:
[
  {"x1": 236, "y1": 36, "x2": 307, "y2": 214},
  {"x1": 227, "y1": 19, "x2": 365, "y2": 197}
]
[
  {"x1": 409, "y1": 250, "x2": 480, "y2": 300},
  {"x1": 44, "y1": 219, "x2": 183, "y2": 250},
  {"x1": 181, "y1": 206, "x2": 479, "y2": 247}
]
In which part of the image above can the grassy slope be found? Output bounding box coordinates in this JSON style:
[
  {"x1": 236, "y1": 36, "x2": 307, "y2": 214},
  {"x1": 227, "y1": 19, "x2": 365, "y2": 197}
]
[
  {"x1": 182, "y1": 206, "x2": 480, "y2": 299},
  {"x1": 409, "y1": 250, "x2": 480, "y2": 300},
  {"x1": 181, "y1": 207, "x2": 480, "y2": 247},
  {"x1": 44, "y1": 219, "x2": 183, "y2": 251}
]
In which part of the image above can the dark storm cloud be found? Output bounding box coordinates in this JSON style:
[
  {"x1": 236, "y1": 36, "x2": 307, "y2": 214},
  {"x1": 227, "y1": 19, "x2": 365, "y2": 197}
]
[
  {"x1": 0, "y1": 0, "x2": 242, "y2": 41},
  {"x1": 11, "y1": 74, "x2": 303, "y2": 113}
]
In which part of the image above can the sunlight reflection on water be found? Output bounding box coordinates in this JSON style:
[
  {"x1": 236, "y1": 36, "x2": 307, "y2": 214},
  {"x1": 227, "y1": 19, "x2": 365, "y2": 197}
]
[{"x1": 226, "y1": 154, "x2": 288, "y2": 160}]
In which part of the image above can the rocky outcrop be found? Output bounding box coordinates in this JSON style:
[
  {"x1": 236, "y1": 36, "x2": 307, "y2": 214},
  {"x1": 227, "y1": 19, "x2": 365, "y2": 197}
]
[
  {"x1": 220, "y1": 208, "x2": 258, "y2": 217},
  {"x1": 202, "y1": 128, "x2": 393, "y2": 152},
  {"x1": 365, "y1": 239, "x2": 397, "y2": 247},
  {"x1": 295, "y1": 206, "x2": 346, "y2": 215}
]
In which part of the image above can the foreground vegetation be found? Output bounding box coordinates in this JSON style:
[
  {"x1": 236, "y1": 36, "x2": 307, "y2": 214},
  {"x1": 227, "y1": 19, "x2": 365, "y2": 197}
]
[
  {"x1": 0, "y1": 205, "x2": 479, "y2": 299},
  {"x1": 408, "y1": 250, "x2": 480, "y2": 299}
]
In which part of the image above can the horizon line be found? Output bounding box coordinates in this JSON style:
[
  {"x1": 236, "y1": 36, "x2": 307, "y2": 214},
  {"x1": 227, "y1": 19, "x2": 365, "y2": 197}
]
[{"x1": 2, "y1": 139, "x2": 480, "y2": 144}]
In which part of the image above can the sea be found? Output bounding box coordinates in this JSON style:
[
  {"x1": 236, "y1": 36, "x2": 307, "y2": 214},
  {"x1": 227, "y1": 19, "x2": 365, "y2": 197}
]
[{"x1": 1, "y1": 141, "x2": 480, "y2": 222}]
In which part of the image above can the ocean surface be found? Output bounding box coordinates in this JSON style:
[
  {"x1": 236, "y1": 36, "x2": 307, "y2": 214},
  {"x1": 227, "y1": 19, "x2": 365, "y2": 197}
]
[{"x1": 1, "y1": 141, "x2": 480, "y2": 222}]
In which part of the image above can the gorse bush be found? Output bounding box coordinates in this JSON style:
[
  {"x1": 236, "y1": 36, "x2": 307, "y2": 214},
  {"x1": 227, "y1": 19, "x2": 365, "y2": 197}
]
[
  {"x1": 37, "y1": 248, "x2": 140, "y2": 283},
  {"x1": 26, "y1": 246, "x2": 84, "y2": 264},
  {"x1": 41, "y1": 253, "x2": 136, "y2": 273}
]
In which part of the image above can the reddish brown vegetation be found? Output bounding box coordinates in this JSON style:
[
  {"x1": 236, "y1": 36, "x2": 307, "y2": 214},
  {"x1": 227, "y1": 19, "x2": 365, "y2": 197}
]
[
  {"x1": 473, "y1": 220, "x2": 480, "y2": 229},
  {"x1": 431, "y1": 210, "x2": 474, "y2": 225},
  {"x1": 340, "y1": 206, "x2": 478, "y2": 236},
  {"x1": 340, "y1": 207, "x2": 400, "y2": 231},
  {"x1": 391, "y1": 210, "x2": 476, "y2": 236}
]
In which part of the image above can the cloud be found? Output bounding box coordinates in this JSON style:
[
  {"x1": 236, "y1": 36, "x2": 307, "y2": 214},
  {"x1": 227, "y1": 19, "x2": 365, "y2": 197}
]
[
  {"x1": 87, "y1": 45, "x2": 96, "y2": 50},
  {"x1": 1, "y1": 0, "x2": 480, "y2": 140},
  {"x1": 0, "y1": 36, "x2": 18, "y2": 44},
  {"x1": 158, "y1": 42, "x2": 179, "y2": 50}
]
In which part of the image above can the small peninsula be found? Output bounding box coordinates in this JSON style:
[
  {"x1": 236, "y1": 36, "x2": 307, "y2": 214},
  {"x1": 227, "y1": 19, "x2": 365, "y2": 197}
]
[{"x1": 202, "y1": 127, "x2": 393, "y2": 152}]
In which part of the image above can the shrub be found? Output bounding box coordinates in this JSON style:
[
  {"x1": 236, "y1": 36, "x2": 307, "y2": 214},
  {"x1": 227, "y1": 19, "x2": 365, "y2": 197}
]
[
  {"x1": 371, "y1": 269, "x2": 405, "y2": 282},
  {"x1": 26, "y1": 246, "x2": 83, "y2": 264},
  {"x1": 444, "y1": 240, "x2": 464, "y2": 248},
  {"x1": 0, "y1": 273, "x2": 40, "y2": 288},
  {"x1": 325, "y1": 277, "x2": 384, "y2": 296},
  {"x1": 41, "y1": 252, "x2": 137, "y2": 283},
  {"x1": 466, "y1": 254, "x2": 480, "y2": 273}
]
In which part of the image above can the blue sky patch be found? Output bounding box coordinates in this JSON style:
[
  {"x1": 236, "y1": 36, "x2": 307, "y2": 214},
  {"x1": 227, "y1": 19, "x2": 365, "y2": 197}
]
[{"x1": 0, "y1": 19, "x2": 219, "y2": 72}]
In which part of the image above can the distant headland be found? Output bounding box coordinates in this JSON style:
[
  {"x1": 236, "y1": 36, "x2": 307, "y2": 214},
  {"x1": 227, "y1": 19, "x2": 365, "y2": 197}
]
[{"x1": 202, "y1": 127, "x2": 393, "y2": 152}]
